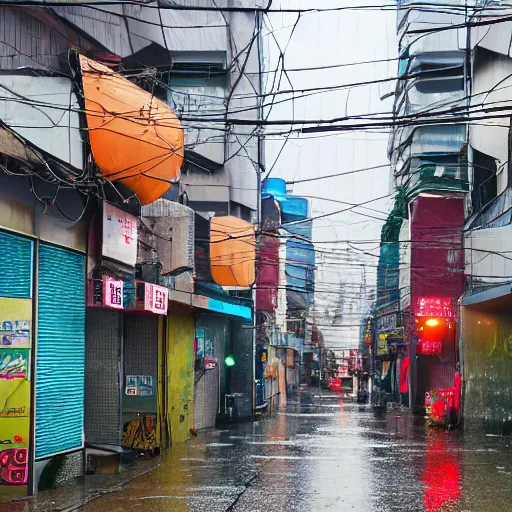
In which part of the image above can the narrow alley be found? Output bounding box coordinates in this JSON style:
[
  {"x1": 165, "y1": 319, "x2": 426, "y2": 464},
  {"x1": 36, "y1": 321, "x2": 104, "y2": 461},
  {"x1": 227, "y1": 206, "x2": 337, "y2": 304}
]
[{"x1": 4, "y1": 392, "x2": 512, "y2": 512}]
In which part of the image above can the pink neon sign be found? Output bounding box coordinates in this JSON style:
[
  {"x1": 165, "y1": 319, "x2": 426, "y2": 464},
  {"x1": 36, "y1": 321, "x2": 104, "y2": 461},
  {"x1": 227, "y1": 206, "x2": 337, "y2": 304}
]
[
  {"x1": 103, "y1": 278, "x2": 123, "y2": 309},
  {"x1": 144, "y1": 283, "x2": 168, "y2": 315},
  {"x1": 414, "y1": 297, "x2": 454, "y2": 318}
]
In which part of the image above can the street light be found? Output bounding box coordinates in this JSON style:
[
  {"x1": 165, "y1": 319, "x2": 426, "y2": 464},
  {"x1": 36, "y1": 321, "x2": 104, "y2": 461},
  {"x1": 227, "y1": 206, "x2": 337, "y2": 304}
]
[{"x1": 225, "y1": 354, "x2": 236, "y2": 367}]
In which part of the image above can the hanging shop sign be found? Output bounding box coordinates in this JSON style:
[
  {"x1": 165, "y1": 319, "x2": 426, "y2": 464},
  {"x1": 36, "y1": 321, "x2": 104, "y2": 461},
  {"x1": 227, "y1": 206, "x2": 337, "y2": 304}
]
[
  {"x1": 204, "y1": 359, "x2": 218, "y2": 370},
  {"x1": 376, "y1": 312, "x2": 398, "y2": 333},
  {"x1": 144, "y1": 283, "x2": 169, "y2": 315},
  {"x1": 414, "y1": 297, "x2": 454, "y2": 318},
  {"x1": 377, "y1": 334, "x2": 389, "y2": 355},
  {"x1": 102, "y1": 203, "x2": 138, "y2": 266},
  {"x1": 417, "y1": 339, "x2": 442, "y2": 356},
  {"x1": 363, "y1": 318, "x2": 372, "y2": 346},
  {"x1": 103, "y1": 277, "x2": 124, "y2": 309}
]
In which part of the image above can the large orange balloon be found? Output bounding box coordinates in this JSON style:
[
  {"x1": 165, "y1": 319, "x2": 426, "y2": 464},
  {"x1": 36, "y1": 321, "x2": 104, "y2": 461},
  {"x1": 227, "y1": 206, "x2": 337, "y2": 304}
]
[
  {"x1": 80, "y1": 56, "x2": 184, "y2": 205},
  {"x1": 210, "y1": 216, "x2": 256, "y2": 288}
]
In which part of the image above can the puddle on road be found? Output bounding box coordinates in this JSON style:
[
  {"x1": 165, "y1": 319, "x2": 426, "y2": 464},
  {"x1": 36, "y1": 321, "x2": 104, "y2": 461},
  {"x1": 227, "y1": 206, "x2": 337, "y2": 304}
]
[
  {"x1": 227, "y1": 434, "x2": 270, "y2": 440},
  {"x1": 245, "y1": 440, "x2": 298, "y2": 445},
  {"x1": 23, "y1": 392, "x2": 512, "y2": 512},
  {"x1": 278, "y1": 412, "x2": 337, "y2": 417},
  {"x1": 138, "y1": 495, "x2": 233, "y2": 501},
  {"x1": 180, "y1": 457, "x2": 230, "y2": 462},
  {"x1": 250, "y1": 455, "x2": 341, "y2": 461}
]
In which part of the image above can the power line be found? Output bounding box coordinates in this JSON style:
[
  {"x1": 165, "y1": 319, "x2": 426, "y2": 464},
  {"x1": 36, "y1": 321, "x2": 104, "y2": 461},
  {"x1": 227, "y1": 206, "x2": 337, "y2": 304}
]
[
  {"x1": 0, "y1": 1, "x2": 502, "y2": 14},
  {"x1": 287, "y1": 163, "x2": 390, "y2": 184}
]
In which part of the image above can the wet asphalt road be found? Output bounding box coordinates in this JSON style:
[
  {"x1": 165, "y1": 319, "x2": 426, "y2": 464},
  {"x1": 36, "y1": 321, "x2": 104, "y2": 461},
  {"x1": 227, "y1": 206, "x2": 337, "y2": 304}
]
[{"x1": 7, "y1": 391, "x2": 512, "y2": 512}]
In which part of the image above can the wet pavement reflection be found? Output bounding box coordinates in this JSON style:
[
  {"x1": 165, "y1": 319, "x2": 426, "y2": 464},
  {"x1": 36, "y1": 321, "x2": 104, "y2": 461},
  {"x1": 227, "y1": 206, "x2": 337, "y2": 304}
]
[{"x1": 4, "y1": 391, "x2": 512, "y2": 511}]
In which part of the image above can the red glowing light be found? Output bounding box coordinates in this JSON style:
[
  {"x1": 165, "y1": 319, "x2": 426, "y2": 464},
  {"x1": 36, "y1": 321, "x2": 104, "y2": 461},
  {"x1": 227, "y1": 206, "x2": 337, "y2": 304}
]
[
  {"x1": 425, "y1": 318, "x2": 439, "y2": 327},
  {"x1": 423, "y1": 436, "x2": 461, "y2": 512},
  {"x1": 0, "y1": 452, "x2": 9, "y2": 466}
]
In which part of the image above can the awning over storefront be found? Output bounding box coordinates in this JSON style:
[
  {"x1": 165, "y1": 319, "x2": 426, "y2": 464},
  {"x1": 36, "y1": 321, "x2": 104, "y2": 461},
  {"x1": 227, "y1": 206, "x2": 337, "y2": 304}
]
[
  {"x1": 79, "y1": 55, "x2": 184, "y2": 205},
  {"x1": 165, "y1": 289, "x2": 252, "y2": 321},
  {"x1": 210, "y1": 216, "x2": 256, "y2": 288},
  {"x1": 462, "y1": 284, "x2": 512, "y2": 311},
  {"x1": 192, "y1": 294, "x2": 252, "y2": 321},
  {"x1": 88, "y1": 276, "x2": 252, "y2": 321}
]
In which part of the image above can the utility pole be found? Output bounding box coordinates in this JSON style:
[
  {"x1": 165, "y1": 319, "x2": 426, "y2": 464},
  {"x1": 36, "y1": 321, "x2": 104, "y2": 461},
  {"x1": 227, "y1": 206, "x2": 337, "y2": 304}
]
[{"x1": 252, "y1": 7, "x2": 264, "y2": 419}]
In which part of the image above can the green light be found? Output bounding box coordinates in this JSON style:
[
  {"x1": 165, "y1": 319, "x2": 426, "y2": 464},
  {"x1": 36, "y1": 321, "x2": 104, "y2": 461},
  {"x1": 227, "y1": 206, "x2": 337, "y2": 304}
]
[{"x1": 225, "y1": 354, "x2": 236, "y2": 367}]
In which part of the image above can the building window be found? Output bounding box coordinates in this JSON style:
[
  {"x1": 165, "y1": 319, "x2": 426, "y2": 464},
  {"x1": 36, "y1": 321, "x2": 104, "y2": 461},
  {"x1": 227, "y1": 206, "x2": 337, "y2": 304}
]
[
  {"x1": 169, "y1": 51, "x2": 228, "y2": 88},
  {"x1": 471, "y1": 149, "x2": 497, "y2": 213},
  {"x1": 286, "y1": 318, "x2": 305, "y2": 338}
]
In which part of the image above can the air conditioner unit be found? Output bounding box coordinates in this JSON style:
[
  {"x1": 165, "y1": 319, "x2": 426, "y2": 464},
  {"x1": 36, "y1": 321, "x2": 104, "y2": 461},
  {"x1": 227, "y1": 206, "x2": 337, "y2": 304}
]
[{"x1": 135, "y1": 262, "x2": 162, "y2": 284}]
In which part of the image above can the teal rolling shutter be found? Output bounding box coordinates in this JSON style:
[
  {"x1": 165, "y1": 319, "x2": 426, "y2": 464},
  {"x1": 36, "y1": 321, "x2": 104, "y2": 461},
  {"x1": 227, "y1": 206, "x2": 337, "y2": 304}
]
[
  {"x1": 36, "y1": 244, "x2": 85, "y2": 458},
  {"x1": 0, "y1": 231, "x2": 33, "y2": 298}
]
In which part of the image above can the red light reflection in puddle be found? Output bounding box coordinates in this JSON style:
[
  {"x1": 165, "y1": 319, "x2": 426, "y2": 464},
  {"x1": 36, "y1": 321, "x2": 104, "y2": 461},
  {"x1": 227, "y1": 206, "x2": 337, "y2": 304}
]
[{"x1": 423, "y1": 431, "x2": 461, "y2": 511}]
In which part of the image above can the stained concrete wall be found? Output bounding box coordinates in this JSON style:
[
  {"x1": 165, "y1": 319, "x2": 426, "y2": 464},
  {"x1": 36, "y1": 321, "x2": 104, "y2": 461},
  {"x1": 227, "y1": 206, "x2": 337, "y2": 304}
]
[
  {"x1": 166, "y1": 308, "x2": 195, "y2": 444},
  {"x1": 0, "y1": 173, "x2": 87, "y2": 252},
  {"x1": 461, "y1": 306, "x2": 512, "y2": 434}
]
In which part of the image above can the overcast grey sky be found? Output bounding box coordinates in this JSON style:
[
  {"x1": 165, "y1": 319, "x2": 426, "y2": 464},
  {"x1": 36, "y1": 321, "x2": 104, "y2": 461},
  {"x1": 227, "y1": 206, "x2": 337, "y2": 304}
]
[{"x1": 264, "y1": 0, "x2": 397, "y2": 348}]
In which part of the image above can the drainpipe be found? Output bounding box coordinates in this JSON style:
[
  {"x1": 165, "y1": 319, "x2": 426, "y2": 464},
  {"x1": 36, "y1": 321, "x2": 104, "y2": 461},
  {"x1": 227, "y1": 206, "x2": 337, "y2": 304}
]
[{"x1": 457, "y1": 297, "x2": 464, "y2": 427}]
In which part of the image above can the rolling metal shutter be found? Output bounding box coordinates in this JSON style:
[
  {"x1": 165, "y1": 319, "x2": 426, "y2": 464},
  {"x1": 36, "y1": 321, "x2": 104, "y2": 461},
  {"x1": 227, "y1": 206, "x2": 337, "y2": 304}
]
[
  {"x1": 124, "y1": 315, "x2": 158, "y2": 379},
  {"x1": 194, "y1": 368, "x2": 219, "y2": 430},
  {"x1": 36, "y1": 244, "x2": 85, "y2": 459},
  {"x1": 123, "y1": 315, "x2": 158, "y2": 414},
  {"x1": 194, "y1": 314, "x2": 227, "y2": 428},
  {"x1": 85, "y1": 309, "x2": 122, "y2": 446},
  {"x1": 0, "y1": 231, "x2": 33, "y2": 298}
]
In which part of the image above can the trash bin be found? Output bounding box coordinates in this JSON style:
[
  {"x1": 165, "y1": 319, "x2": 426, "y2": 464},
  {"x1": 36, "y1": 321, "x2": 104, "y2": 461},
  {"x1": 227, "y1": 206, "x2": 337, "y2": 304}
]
[{"x1": 357, "y1": 391, "x2": 369, "y2": 404}]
